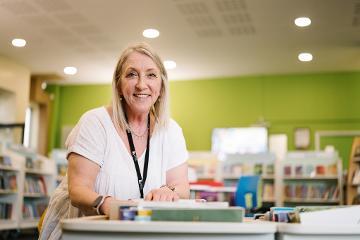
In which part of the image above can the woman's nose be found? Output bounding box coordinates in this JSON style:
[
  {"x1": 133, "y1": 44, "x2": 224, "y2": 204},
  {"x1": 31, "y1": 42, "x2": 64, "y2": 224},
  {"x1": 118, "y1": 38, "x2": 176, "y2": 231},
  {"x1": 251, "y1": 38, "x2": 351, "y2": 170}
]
[{"x1": 135, "y1": 76, "x2": 146, "y2": 89}]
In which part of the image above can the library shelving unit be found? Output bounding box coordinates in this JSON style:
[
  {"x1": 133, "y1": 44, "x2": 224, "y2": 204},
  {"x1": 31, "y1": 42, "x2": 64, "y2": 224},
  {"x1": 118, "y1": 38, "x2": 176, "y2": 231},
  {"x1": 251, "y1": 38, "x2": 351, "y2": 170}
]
[
  {"x1": 281, "y1": 151, "x2": 343, "y2": 207},
  {"x1": 187, "y1": 151, "x2": 220, "y2": 181},
  {"x1": 187, "y1": 151, "x2": 224, "y2": 201},
  {"x1": 51, "y1": 148, "x2": 68, "y2": 185},
  {"x1": 0, "y1": 144, "x2": 56, "y2": 230},
  {"x1": 0, "y1": 153, "x2": 21, "y2": 231},
  {"x1": 346, "y1": 137, "x2": 360, "y2": 205},
  {"x1": 221, "y1": 152, "x2": 278, "y2": 206}
]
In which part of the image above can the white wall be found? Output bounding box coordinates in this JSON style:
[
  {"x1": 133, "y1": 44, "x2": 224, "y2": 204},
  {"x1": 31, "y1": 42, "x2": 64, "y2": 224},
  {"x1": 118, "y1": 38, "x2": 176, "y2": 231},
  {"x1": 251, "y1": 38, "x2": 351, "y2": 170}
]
[
  {"x1": 0, "y1": 88, "x2": 16, "y2": 123},
  {"x1": 0, "y1": 55, "x2": 31, "y2": 122}
]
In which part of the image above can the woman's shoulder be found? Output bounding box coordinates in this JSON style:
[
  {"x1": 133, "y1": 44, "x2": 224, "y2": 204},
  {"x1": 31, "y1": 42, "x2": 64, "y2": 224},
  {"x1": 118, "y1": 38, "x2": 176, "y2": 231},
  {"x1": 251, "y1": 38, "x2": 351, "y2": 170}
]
[
  {"x1": 79, "y1": 106, "x2": 108, "y2": 123},
  {"x1": 160, "y1": 118, "x2": 183, "y2": 136},
  {"x1": 168, "y1": 118, "x2": 182, "y2": 130}
]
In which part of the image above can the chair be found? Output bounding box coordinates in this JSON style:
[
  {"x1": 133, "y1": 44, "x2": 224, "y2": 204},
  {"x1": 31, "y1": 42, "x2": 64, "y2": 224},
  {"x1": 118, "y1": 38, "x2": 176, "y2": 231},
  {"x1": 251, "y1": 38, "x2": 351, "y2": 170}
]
[{"x1": 234, "y1": 175, "x2": 261, "y2": 216}]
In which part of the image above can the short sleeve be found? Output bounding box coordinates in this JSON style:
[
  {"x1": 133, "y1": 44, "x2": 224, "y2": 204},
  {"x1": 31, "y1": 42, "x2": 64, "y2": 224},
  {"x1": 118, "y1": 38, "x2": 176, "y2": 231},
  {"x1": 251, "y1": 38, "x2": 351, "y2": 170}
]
[
  {"x1": 65, "y1": 109, "x2": 106, "y2": 167},
  {"x1": 164, "y1": 119, "x2": 189, "y2": 171}
]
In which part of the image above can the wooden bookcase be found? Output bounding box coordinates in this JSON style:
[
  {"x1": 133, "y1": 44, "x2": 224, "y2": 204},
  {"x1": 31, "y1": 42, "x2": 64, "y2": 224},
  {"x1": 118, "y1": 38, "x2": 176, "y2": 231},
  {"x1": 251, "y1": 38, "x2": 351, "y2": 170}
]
[{"x1": 346, "y1": 137, "x2": 360, "y2": 205}]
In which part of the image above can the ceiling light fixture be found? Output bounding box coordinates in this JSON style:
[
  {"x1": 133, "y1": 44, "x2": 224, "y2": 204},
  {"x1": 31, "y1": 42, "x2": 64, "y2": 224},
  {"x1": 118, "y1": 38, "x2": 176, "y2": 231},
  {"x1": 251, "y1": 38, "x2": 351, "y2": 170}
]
[
  {"x1": 163, "y1": 60, "x2": 176, "y2": 70},
  {"x1": 294, "y1": 17, "x2": 311, "y2": 27},
  {"x1": 64, "y1": 66, "x2": 77, "y2": 75},
  {"x1": 298, "y1": 53, "x2": 313, "y2": 62},
  {"x1": 143, "y1": 29, "x2": 160, "y2": 38},
  {"x1": 12, "y1": 38, "x2": 26, "y2": 47}
]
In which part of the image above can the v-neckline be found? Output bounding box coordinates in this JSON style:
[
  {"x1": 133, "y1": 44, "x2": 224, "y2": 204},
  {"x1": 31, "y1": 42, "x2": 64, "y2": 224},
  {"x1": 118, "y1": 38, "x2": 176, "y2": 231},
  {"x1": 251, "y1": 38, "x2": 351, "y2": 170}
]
[{"x1": 102, "y1": 107, "x2": 148, "y2": 161}]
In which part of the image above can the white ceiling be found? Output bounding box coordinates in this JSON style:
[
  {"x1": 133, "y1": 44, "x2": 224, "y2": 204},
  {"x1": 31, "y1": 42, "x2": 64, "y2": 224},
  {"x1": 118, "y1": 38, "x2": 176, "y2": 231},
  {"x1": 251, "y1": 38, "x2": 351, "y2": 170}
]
[{"x1": 0, "y1": 0, "x2": 359, "y2": 84}]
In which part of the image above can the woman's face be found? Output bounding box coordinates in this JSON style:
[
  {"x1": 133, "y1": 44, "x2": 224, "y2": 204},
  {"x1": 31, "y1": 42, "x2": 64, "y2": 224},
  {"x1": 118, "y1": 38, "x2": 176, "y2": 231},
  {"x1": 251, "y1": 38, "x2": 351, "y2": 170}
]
[{"x1": 120, "y1": 51, "x2": 162, "y2": 116}]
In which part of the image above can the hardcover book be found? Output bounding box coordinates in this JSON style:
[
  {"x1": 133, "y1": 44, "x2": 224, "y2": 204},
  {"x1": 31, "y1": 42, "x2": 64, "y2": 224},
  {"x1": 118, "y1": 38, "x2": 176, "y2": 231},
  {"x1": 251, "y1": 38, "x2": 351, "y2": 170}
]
[
  {"x1": 151, "y1": 207, "x2": 244, "y2": 222},
  {"x1": 109, "y1": 199, "x2": 230, "y2": 220}
]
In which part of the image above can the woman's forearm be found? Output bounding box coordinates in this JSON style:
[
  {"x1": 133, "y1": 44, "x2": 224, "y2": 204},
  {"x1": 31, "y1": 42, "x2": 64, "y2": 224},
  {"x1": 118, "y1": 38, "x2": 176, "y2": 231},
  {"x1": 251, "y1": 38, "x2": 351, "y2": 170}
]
[{"x1": 69, "y1": 185, "x2": 99, "y2": 215}]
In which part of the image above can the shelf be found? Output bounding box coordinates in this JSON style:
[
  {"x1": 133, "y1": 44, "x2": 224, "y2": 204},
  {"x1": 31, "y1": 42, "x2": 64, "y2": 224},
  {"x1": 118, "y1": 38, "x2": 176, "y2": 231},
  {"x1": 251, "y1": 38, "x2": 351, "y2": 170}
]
[
  {"x1": 222, "y1": 175, "x2": 240, "y2": 180},
  {"x1": 222, "y1": 175, "x2": 274, "y2": 180},
  {"x1": 283, "y1": 176, "x2": 338, "y2": 180},
  {"x1": 0, "y1": 165, "x2": 19, "y2": 171},
  {"x1": 190, "y1": 185, "x2": 236, "y2": 193},
  {"x1": 0, "y1": 189, "x2": 17, "y2": 194},
  {"x1": 25, "y1": 168, "x2": 53, "y2": 175},
  {"x1": 196, "y1": 175, "x2": 215, "y2": 180},
  {"x1": 284, "y1": 198, "x2": 340, "y2": 203},
  {"x1": 262, "y1": 175, "x2": 275, "y2": 180},
  {"x1": 19, "y1": 218, "x2": 40, "y2": 229},
  {"x1": 23, "y1": 193, "x2": 49, "y2": 198},
  {"x1": 0, "y1": 219, "x2": 17, "y2": 230}
]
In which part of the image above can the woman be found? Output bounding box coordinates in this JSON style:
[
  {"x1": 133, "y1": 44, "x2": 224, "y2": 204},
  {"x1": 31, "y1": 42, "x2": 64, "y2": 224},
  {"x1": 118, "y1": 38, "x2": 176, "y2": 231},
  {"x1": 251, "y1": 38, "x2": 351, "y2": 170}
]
[{"x1": 40, "y1": 43, "x2": 190, "y2": 239}]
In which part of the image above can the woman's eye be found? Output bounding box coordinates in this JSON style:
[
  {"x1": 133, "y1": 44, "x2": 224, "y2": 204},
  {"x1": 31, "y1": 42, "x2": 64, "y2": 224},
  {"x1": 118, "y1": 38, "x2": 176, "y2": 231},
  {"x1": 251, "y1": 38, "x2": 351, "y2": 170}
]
[
  {"x1": 148, "y1": 73, "x2": 158, "y2": 79},
  {"x1": 126, "y1": 71, "x2": 138, "y2": 78}
]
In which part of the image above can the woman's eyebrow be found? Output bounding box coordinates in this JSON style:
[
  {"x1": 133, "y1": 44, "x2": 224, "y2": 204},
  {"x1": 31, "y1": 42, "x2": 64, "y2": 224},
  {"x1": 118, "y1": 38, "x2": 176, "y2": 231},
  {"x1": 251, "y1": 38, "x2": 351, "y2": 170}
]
[{"x1": 125, "y1": 67, "x2": 136, "y2": 71}]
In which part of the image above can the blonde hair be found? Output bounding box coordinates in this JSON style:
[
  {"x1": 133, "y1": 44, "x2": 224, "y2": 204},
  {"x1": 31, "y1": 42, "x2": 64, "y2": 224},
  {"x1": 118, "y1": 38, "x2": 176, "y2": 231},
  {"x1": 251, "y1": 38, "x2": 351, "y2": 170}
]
[{"x1": 111, "y1": 42, "x2": 169, "y2": 131}]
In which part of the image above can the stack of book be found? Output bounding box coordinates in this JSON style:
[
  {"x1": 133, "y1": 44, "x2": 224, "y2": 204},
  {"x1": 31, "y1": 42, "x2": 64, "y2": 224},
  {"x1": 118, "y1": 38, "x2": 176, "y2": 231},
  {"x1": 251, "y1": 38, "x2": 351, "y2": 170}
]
[{"x1": 109, "y1": 199, "x2": 244, "y2": 222}]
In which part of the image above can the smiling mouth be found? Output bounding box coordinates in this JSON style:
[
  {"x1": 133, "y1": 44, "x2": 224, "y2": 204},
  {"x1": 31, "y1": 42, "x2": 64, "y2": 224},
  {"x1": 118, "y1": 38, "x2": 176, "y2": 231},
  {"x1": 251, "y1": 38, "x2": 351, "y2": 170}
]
[{"x1": 133, "y1": 93, "x2": 150, "y2": 98}]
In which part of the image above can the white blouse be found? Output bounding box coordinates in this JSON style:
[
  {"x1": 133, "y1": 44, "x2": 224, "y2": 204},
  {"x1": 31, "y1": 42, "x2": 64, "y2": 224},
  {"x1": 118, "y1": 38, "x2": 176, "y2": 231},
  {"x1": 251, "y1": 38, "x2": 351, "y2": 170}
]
[{"x1": 65, "y1": 107, "x2": 188, "y2": 200}]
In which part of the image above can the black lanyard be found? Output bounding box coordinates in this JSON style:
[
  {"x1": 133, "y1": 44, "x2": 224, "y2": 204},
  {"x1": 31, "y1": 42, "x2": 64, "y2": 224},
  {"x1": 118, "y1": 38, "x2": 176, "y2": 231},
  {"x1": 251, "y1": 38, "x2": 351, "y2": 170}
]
[{"x1": 125, "y1": 115, "x2": 150, "y2": 198}]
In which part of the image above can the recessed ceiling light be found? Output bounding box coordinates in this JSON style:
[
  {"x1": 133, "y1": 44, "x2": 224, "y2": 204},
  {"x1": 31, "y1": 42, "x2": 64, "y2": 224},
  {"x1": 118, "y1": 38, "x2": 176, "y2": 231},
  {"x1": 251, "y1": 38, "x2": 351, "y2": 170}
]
[
  {"x1": 163, "y1": 60, "x2": 176, "y2": 70},
  {"x1": 294, "y1": 17, "x2": 311, "y2": 27},
  {"x1": 298, "y1": 53, "x2": 313, "y2": 62},
  {"x1": 143, "y1": 29, "x2": 160, "y2": 38},
  {"x1": 12, "y1": 38, "x2": 26, "y2": 47},
  {"x1": 64, "y1": 66, "x2": 77, "y2": 75}
]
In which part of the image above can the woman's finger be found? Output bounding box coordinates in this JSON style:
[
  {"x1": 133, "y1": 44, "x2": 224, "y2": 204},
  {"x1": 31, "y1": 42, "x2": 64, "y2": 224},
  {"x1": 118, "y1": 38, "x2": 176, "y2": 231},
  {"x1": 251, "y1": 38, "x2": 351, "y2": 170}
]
[{"x1": 145, "y1": 191, "x2": 153, "y2": 201}]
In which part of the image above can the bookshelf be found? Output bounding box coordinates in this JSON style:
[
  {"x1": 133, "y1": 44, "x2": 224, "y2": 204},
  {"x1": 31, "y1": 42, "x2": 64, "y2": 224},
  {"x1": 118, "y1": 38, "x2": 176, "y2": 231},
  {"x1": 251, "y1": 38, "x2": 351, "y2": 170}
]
[
  {"x1": 20, "y1": 154, "x2": 55, "y2": 229},
  {"x1": 187, "y1": 151, "x2": 219, "y2": 181},
  {"x1": 51, "y1": 149, "x2": 68, "y2": 185},
  {"x1": 0, "y1": 143, "x2": 56, "y2": 230},
  {"x1": 346, "y1": 137, "x2": 360, "y2": 205},
  {"x1": 0, "y1": 163, "x2": 20, "y2": 230},
  {"x1": 221, "y1": 152, "x2": 278, "y2": 206},
  {"x1": 281, "y1": 151, "x2": 343, "y2": 207}
]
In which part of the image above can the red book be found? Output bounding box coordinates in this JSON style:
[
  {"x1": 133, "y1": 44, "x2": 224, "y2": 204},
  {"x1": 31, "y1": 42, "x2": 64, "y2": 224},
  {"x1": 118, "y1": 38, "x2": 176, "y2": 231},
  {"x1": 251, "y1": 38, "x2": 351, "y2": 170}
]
[{"x1": 316, "y1": 165, "x2": 326, "y2": 175}]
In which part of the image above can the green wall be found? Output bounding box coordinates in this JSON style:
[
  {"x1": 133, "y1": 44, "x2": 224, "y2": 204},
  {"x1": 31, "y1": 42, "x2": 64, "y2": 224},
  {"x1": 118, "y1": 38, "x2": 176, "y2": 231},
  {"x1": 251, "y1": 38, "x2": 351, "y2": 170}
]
[
  {"x1": 47, "y1": 84, "x2": 111, "y2": 151},
  {"x1": 48, "y1": 71, "x2": 360, "y2": 168}
]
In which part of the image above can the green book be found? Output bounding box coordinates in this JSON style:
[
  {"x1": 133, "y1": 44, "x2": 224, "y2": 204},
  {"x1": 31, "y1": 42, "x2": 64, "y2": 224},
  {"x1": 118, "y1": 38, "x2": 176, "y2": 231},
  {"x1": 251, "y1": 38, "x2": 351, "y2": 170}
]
[{"x1": 151, "y1": 207, "x2": 244, "y2": 222}]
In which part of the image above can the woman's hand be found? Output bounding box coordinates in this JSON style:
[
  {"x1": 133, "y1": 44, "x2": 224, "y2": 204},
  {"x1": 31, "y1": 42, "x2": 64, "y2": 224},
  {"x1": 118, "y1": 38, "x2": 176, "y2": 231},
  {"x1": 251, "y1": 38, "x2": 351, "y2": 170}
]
[{"x1": 144, "y1": 186, "x2": 179, "y2": 201}]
